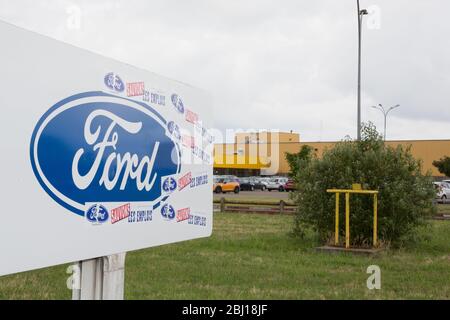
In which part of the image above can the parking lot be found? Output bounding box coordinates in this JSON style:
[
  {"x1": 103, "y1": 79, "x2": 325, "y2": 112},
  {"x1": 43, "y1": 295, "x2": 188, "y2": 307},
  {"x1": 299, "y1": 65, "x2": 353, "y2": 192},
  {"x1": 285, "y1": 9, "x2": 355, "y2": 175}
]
[
  {"x1": 213, "y1": 190, "x2": 450, "y2": 211},
  {"x1": 213, "y1": 190, "x2": 291, "y2": 201}
]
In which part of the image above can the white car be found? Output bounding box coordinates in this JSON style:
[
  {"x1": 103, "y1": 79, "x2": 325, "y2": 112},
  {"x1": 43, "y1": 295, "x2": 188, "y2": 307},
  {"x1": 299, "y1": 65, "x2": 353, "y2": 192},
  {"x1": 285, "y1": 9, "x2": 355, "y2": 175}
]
[
  {"x1": 266, "y1": 177, "x2": 289, "y2": 192},
  {"x1": 434, "y1": 182, "x2": 450, "y2": 202}
]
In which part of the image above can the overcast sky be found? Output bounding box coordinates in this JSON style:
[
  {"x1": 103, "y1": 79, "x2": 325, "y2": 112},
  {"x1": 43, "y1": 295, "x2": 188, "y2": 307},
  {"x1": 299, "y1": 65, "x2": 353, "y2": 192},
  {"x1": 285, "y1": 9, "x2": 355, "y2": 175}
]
[{"x1": 1, "y1": 0, "x2": 449, "y2": 142}]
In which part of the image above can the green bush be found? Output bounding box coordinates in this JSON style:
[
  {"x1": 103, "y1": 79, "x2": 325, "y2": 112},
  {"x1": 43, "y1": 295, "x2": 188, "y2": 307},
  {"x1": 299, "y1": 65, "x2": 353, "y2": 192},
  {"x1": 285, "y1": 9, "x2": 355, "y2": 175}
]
[
  {"x1": 433, "y1": 156, "x2": 450, "y2": 177},
  {"x1": 285, "y1": 145, "x2": 314, "y2": 178},
  {"x1": 291, "y1": 123, "x2": 435, "y2": 247}
]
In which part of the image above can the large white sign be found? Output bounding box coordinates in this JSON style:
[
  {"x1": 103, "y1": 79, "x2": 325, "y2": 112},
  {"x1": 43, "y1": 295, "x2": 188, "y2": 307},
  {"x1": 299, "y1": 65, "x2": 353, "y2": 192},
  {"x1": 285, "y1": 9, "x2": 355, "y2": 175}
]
[{"x1": 0, "y1": 21, "x2": 213, "y2": 276}]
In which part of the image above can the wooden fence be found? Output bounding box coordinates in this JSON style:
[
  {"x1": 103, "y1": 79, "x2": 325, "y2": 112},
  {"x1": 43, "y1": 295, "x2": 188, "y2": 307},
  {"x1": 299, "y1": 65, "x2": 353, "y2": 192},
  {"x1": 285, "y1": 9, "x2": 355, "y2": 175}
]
[{"x1": 213, "y1": 197, "x2": 297, "y2": 214}]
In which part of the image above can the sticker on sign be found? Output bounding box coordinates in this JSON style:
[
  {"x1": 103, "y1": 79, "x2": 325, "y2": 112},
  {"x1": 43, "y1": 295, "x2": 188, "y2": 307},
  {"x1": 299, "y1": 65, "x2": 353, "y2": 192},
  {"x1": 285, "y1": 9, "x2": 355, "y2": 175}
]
[{"x1": 0, "y1": 20, "x2": 213, "y2": 276}]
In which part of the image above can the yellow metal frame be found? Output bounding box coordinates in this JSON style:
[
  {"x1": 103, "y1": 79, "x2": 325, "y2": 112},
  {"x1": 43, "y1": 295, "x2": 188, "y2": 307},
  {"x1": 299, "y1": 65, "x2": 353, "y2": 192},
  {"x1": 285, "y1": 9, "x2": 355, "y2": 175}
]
[{"x1": 326, "y1": 188, "x2": 378, "y2": 249}]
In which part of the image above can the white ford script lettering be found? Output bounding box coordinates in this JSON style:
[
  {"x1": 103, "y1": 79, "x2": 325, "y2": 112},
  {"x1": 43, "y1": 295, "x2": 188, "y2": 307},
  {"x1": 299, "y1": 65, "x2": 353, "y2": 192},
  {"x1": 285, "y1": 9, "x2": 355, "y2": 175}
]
[{"x1": 72, "y1": 109, "x2": 160, "y2": 191}]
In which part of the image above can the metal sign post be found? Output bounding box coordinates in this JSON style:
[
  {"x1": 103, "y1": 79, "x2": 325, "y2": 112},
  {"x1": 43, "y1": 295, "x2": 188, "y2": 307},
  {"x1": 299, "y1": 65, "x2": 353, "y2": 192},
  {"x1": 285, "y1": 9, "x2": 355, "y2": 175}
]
[{"x1": 72, "y1": 253, "x2": 126, "y2": 300}]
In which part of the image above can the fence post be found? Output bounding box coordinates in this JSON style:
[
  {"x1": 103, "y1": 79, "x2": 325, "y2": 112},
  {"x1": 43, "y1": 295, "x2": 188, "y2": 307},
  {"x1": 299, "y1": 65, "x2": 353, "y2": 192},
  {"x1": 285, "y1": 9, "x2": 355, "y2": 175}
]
[
  {"x1": 220, "y1": 197, "x2": 225, "y2": 213},
  {"x1": 279, "y1": 200, "x2": 285, "y2": 214}
]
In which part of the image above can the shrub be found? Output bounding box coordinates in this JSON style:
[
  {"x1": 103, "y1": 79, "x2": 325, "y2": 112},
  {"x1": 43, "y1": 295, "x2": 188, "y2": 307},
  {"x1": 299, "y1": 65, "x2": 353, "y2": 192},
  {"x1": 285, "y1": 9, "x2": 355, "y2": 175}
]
[
  {"x1": 285, "y1": 145, "x2": 314, "y2": 178},
  {"x1": 291, "y1": 123, "x2": 435, "y2": 247},
  {"x1": 432, "y1": 156, "x2": 450, "y2": 177}
]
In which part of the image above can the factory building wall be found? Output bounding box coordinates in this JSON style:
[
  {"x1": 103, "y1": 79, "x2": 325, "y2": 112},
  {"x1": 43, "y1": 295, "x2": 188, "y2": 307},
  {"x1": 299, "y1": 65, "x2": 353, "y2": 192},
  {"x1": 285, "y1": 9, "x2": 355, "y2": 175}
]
[{"x1": 213, "y1": 132, "x2": 450, "y2": 178}]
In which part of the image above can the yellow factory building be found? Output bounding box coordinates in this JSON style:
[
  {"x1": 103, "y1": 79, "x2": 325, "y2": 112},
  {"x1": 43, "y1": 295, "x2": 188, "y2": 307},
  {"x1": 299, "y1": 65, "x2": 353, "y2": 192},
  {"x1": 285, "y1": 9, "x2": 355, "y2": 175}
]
[{"x1": 213, "y1": 131, "x2": 450, "y2": 178}]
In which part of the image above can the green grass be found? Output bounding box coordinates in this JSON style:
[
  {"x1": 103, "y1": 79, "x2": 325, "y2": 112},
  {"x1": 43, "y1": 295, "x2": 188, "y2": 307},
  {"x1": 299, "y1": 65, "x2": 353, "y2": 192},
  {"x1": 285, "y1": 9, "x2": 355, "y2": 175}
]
[
  {"x1": 437, "y1": 203, "x2": 450, "y2": 216},
  {"x1": 1, "y1": 213, "x2": 450, "y2": 299}
]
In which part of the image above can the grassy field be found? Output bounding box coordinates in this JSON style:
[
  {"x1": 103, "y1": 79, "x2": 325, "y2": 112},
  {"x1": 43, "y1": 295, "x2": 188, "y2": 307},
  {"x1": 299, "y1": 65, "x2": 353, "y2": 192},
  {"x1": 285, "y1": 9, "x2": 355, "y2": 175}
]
[
  {"x1": 1, "y1": 212, "x2": 450, "y2": 299},
  {"x1": 437, "y1": 203, "x2": 450, "y2": 216}
]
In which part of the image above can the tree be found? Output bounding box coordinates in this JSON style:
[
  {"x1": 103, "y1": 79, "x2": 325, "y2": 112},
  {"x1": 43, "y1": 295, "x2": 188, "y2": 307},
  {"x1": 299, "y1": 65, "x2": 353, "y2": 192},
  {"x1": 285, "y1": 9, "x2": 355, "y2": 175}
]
[
  {"x1": 285, "y1": 145, "x2": 314, "y2": 178},
  {"x1": 433, "y1": 156, "x2": 450, "y2": 177},
  {"x1": 291, "y1": 123, "x2": 435, "y2": 247}
]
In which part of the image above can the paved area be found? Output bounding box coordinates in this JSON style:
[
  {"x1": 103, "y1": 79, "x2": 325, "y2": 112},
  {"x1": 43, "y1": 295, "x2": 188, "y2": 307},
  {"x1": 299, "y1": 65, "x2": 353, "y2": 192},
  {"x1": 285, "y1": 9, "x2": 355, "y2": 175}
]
[
  {"x1": 214, "y1": 191, "x2": 450, "y2": 204},
  {"x1": 213, "y1": 190, "x2": 291, "y2": 201}
]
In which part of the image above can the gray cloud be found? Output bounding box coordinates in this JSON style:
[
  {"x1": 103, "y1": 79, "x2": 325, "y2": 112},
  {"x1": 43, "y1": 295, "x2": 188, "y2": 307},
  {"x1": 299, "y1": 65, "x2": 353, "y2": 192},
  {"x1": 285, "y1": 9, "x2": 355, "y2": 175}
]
[{"x1": 0, "y1": 0, "x2": 449, "y2": 142}]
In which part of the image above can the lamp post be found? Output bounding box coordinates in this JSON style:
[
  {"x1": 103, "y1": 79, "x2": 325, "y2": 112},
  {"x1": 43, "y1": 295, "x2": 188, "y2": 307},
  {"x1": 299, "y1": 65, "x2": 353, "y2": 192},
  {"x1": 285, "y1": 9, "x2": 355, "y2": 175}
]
[
  {"x1": 357, "y1": 0, "x2": 368, "y2": 140},
  {"x1": 371, "y1": 104, "x2": 400, "y2": 140}
]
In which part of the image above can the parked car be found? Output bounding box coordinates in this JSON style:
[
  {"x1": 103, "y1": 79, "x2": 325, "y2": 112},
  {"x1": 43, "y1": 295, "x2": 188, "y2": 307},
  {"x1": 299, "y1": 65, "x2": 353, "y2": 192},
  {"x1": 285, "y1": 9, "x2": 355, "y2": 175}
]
[
  {"x1": 276, "y1": 176, "x2": 289, "y2": 183},
  {"x1": 266, "y1": 177, "x2": 288, "y2": 192},
  {"x1": 238, "y1": 178, "x2": 257, "y2": 191},
  {"x1": 250, "y1": 177, "x2": 268, "y2": 191},
  {"x1": 213, "y1": 176, "x2": 240, "y2": 194},
  {"x1": 434, "y1": 182, "x2": 450, "y2": 202},
  {"x1": 283, "y1": 179, "x2": 296, "y2": 192},
  {"x1": 259, "y1": 177, "x2": 273, "y2": 188}
]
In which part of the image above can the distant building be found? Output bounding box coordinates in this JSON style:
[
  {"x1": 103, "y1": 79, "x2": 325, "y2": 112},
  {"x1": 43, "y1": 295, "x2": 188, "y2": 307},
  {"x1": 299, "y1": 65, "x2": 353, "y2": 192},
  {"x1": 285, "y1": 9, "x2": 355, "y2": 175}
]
[{"x1": 213, "y1": 131, "x2": 450, "y2": 178}]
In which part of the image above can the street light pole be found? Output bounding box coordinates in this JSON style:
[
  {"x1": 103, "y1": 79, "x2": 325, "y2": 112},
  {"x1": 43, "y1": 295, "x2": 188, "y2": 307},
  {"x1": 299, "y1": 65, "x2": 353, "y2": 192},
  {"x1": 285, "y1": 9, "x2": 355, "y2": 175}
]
[
  {"x1": 371, "y1": 104, "x2": 400, "y2": 140},
  {"x1": 357, "y1": 0, "x2": 368, "y2": 140}
]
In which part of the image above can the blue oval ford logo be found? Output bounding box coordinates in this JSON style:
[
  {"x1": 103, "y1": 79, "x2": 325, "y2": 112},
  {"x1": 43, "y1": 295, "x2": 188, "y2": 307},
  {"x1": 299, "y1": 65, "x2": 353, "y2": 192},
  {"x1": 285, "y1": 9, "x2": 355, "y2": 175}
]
[
  {"x1": 171, "y1": 94, "x2": 184, "y2": 114},
  {"x1": 104, "y1": 72, "x2": 125, "y2": 92},
  {"x1": 86, "y1": 204, "x2": 109, "y2": 224},
  {"x1": 167, "y1": 121, "x2": 181, "y2": 140},
  {"x1": 30, "y1": 91, "x2": 181, "y2": 216},
  {"x1": 162, "y1": 177, "x2": 177, "y2": 192},
  {"x1": 161, "y1": 204, "x2": 175, "y2": 220}
]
